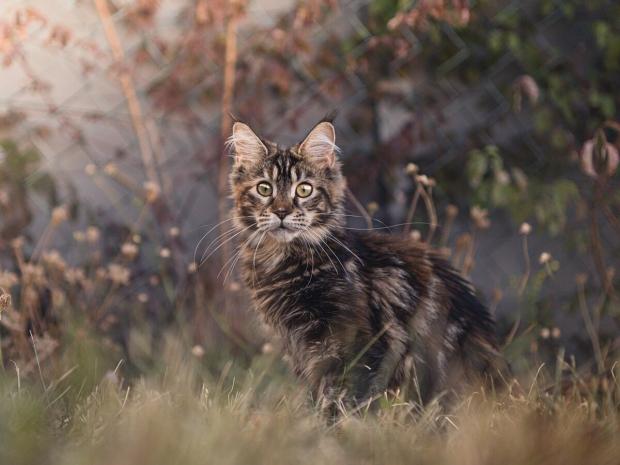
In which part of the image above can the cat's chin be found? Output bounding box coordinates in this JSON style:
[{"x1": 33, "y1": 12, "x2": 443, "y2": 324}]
[{"x1": 268, "y1": 228, "x2": 302, "y2": 243}]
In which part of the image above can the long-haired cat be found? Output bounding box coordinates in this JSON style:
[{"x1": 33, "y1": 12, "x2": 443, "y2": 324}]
[{"x1": 228, "y1": 116, "x2": 506, "y2": 410}]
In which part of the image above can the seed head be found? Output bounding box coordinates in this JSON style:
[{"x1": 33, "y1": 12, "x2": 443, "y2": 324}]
[
  {"x1": 86, "y1": 226, "x2": 100, "y2": 243},
  {"x1": 121, "y1": 242, "x2": 138, "y2": 260},
  {"x1": 192, "y1": 345, "x2": 205, "y2": 357},
  {"x1": 103, "y1": 163, "x2": 118, "y2": 176},
  {"x1": 580, "y1": 131, "x2": 619, "y2": 179},
  {"x1": 0, "y1": 290, "x2": 11, "y2": 313},
  {"x1": 445, "y1": 204, "x2": 458, "y2": 218},
  {"x1": 42, "y1": 250, "x2": 67, "y2": 272},
  {"x1": 84, "y1": 163, "x2": 97, "y2": 176},
  {"x1": 470, "y1": 206, "x2": 491, "y2": 229},
  {"x1": 143, "y1": 182, "x2": 160, "y2": 203},
  {"x1": 51, "y1": 206, "x2": 68, "y2": 226},
  {"x1": 0, "y1": 271, "x2": 18, "y2": 289},
  {"x1": 539, "y1": 252, "x2": 551, "y2": 265},
  {"x1": 107, "y1": 264, "x2": 130, "y2": 286},
  {"x1": 405, "y1": 163, "x2": 419, "y2": 175},
  {"x1": 366, "y1": 202, "x2": 379, "y2": 216}
]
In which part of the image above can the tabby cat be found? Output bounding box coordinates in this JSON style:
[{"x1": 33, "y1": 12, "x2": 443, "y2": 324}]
[{"x1": 228, "y1": 117, "x2": 506, "y2": 409}]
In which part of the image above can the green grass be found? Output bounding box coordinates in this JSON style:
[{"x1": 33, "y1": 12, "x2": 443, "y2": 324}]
[{"x1": 1, "y1": 334, "x2": 618, "y2": 465}]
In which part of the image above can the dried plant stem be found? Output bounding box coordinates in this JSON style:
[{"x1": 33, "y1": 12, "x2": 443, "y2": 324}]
[
  {"x1": 346, "y1": 185, "x2": 373, "y2": 229},
  {"x1": 518, "y1": 234, "x2": 531, "y2": 296},
  {"x1": 403, "y1": 184, "x2": 422, "y2": 234},
  {"x1": 577, "y1": 281, "x2": 605, "y2": 374},
  {"x1": 462, "y1": 230, "x2": 477, "y2": 275},
  {"x1": 419, "y1": 186, "x2": 437, "y2": 243},
  {"x1": 439, "y1": 212, "x2": 455, "y2": 247},
  {"x1": 504, "y1": 233, "x2": 531, "y2": 349},
  {"x1": 94, "y1": 0, "x2": 160, "y2": 188},
  {"x1": 216, "y1": 1, "x2": 241, "y2": 312},
  {"x1": 603, "y1": 206, "x2": 620, "y2": 237},
  {"x1": 589, "y1": 183, "x2": 611, "y2": 293}
]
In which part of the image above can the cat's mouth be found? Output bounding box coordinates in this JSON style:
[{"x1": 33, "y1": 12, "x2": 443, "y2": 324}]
[{"x1": 268, "y1": 225, "x2": 302, "y2": 242}]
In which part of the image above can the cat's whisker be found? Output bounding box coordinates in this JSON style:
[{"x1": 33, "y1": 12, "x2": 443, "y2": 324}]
[
  {"x1": 251, "y1": 231, "x2": 268, "y2": 288},
  {"x1": 189, "y1": 216, "x2": 255, "y2": 234},
  {"x1": 192, "y1": 216, "x2": 255, "y2": 264},
  {"x1": 305, "y1": 229, "x2": 343, "y2": 275},
  {"x1": 315, "y1": 212, "x2": 390, "y2": 228},
  {"x1": 299, "y1": 234, "x2": 316, "y2": 289},
  {"x1": 324, "y1": 231, "x2": 364, "y2": 265},
  {"x1": 218, "y1": 245, "x2": 243, "y2": 280},
  {"x1": 315, "y1": 213, "x2": 435, "y2": 231},
  {"x1": 342, "y1": 222, "x2": 435, "y2": 231},
  {"x1": 200, "y1": 223, "x2": 256, "y2": 267},
  {"x1": 222, "y1": 231, "x2": 259, "y2": 283},
  {"x1": 218, "y1": 235, "x2": 250, "y2": 280},
  {"x1": 321, "y1": 236, "x2": 348, "y2": 275},
  {"x1": 197, "y1": 226, "x2": 244, "y2": 266}
]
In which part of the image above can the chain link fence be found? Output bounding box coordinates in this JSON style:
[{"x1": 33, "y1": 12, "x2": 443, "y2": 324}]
[{"x1": 0, "y1": 0, "x2": 617, "y2": 349}]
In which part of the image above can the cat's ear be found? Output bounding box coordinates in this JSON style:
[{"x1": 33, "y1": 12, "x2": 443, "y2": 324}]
[
  {"x1": 299, "y1": 121, "x2": 338, "y2": 169},
  {"x1": 229, "y1": 122, "x2": 268, "y2": 166}
]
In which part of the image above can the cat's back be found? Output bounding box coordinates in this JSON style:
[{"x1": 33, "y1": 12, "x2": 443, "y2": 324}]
[
  {"x1": 349, "y1": 229, "x2": 497, "y2": 348},
  {"x1": 349, "y1": 229, "x2": 504, "y2": 393}
]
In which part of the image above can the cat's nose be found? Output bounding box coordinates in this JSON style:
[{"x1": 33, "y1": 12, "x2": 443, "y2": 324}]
[{"x1": 274, "y1": 208, "x2": 291, "y2": 220}]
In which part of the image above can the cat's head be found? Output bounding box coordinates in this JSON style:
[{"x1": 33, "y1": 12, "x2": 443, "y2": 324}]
[{"x1": 229, "y1": 118, "x2": 345, "y2": 244}]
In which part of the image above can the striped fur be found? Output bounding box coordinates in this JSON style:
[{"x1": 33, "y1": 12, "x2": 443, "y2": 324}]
[{"x1": 229, "y1": 120, "x2": 506, "y2": 408}]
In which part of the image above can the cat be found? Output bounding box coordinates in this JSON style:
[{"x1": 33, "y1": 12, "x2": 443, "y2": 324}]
[{"x1": 228, "y1": 116, "x2": 507, "y2": 410}]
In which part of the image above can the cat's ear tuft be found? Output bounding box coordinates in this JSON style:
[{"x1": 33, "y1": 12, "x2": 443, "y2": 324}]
[
  {"x1": 228, "y1": 122, "x2": 267, "y2": 167},
  {"x1": 299, "y1": 122, "x2": 338, "y2": 169}
]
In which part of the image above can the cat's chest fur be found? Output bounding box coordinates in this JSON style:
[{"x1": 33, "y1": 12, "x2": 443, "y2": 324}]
[{"x1": 240, "y1": 238, "x2": 362, "y2": 332}]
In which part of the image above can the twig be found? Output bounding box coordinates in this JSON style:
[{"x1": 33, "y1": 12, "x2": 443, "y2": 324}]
[
  {"x1": 462, "y1": 230, "x2": 477, "y2": 275},
  {"x1": 577, "y1": 280, "x2": 605, "y2": 374},
  {"x1": 603, "y1": 205, "x2": 620, "y2": 237},
  {"x1": 29, "y1": 331, "x2": 46, "y2": 391},
  {"x1": 518, "y1": 234, "x2": 531, "y2": 296},
  {"x1": 94, "y1": 0, "x2": 160, "y2": 188},
  {"x1": 217, "y1": 0, "x2": 242, "y2": 284},
  {"x1": 419, "y1": 186, "x2": 437, "y2": 243},
  {"x1": 403, "y1": 184, "x2": 422, "y2": 234},
  {"x1": 588, "y1": 182, "x2": 611, "y2": 293},
  {"x1": 439, "y1": 206, "x2": 457, "y2": 247}
]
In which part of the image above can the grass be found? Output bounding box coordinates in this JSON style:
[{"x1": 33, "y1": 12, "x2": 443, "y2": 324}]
[
  {"x1": 0, "y1": 152, "x2": 618, "y2": 465},
  {"x1": 0, "y1": 331, "x2": 619, "y2": 465}
]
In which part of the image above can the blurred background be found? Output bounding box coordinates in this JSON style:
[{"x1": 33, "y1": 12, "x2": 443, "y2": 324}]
[{"x1": 0, "y1": 0, "x2": 618, "y2": 378}]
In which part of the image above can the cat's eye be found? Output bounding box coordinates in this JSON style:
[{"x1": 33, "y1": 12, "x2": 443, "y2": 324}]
[
  {"x1": 257, "y1": 182, "x2": 272, "y2": 197},
  {"x1": 295, "y1": 182, "x2": 313, "y2": 198}
]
